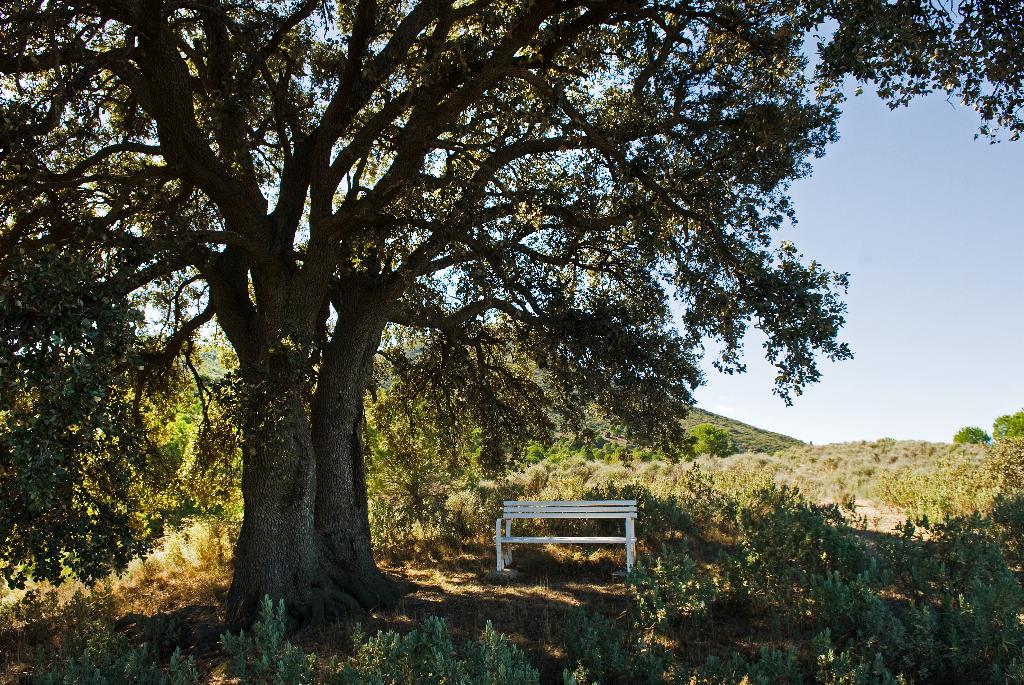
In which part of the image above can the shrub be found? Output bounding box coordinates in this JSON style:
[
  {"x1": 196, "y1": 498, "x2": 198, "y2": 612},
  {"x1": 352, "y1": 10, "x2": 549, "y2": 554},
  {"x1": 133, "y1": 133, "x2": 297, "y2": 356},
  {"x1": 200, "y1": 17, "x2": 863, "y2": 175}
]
[
  {"x1": 220, "y1": 596, "x2": 315, "y2": 685},
  {"x1": 807, "y1": 572, "x2": 901, "y2": 655},
  {"x1": 991, "y1": 494, "x2": 1024, "y2": 568},
  {"x1": 335, "y1": 615, "x2": 539, "y2": 685},
  {"x1": 559, "y1": 607, "x2": 669, "y2": 685},
  {"x1": 462, "y1": 622, "x2": 542, "y2": 685},
  {"x1": 32, "y1": 624, "x2": 197, "y2": 685},
  {"x1": 733, "y1": 485, "x2": 871, "y2": 613},
  {"x1": 614, "y1": 470, "x2": 1024, "y2": 684},
  {"x1": 879, "y1": 454, "x2": 997, "y2": 520},
  {"x1": 441, "y1": 488, "x2": 493, "y2": 544},
  {"x1": 689, "y1": 647, "x2": 803, "y2": 685},
  {"x1": 7, "y1": 584, "x2": 121, "y2": 673},
  {"x1": 813, "y1": 630, "x2": 902, "y2": 685},
  {"x1": 560, "y1": 608, "x2": 631, "y2": 681},
  {"x1": 627, "y1": 550, "x2": 712, "y2": 635},
  {"x1": 987, "y1": 437, "x2": 1024, "y2": 493},
  {"x1": 873, "y1": 515, "x2": 1024, "y2": 682},
  {"x1": 874, "y1": 438, "x2": 1022, "y2": 523}
]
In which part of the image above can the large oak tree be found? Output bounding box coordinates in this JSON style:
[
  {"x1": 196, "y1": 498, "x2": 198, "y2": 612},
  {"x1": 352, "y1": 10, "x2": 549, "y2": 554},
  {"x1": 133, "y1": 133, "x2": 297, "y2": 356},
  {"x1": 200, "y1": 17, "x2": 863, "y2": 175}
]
[{"x1": 1, "y1": 0, "x2": 1020, "y2": 624}]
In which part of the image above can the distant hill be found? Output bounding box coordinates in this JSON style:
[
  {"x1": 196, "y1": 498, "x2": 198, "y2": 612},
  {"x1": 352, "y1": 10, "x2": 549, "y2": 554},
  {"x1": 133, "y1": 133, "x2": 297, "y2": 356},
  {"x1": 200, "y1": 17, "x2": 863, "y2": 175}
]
[
  {"x1": 681, "y1": 407, "x2": 804, "y2": 454},
  {"x1": 581, "y1": 406, "x2": 803, "y2": 455}
]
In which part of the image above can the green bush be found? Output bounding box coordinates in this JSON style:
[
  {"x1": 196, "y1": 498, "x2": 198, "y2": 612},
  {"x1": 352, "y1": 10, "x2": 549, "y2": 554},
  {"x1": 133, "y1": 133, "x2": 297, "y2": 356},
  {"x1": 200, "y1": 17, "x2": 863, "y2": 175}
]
[
  {"x1": 627, "y1": 549, "x2": 712, "y2": 635},
  {"x1": 335, "y1": 616, "x2": 538, "y2": 685},
  {"x1": 731, "y1": 485, "x2": 871, "y2": 615},
  {"x1": 878, "y1": 439, "x2": 1024, "y2": 523},
  {"x1": 688, "y1": 647, "x2": 804, "y2": 685},
  {"x1": 356, "y1": 448, "x2": 1024, "y2": 684},
  {"x1": 987, "y1": 437, "x2": 1024, "y2": 493},
  {"x1": 580, "y1": 462, "x2": 1024, "y2": 684},
  {"x1": 221, "y1": 596, "x2": 316, "y2": 685},
  {"x1": 560, "y1": 608, "x2": 631, "y2": 682},
  {"x1": 813, "y1": 630, "x2": 902, "y2": 685},
  {"x1": 559, "y1": 607, "x2": 669, "y2": 685},
  {"x1": 32, "y1": 625, "x2": 197, "y2": 685},
  {"x1": 462, "y1": 622, "x2": 542, "y2": 685},
  {"x1": 221, "y1": 599, "x2": 539, "y2": 685},
  {"x1": 879, "y1": 453, "x2": 998, "y2": 520},
  {"x1": 992, "y1": 493, "x2": 1024, "y2": 568}
]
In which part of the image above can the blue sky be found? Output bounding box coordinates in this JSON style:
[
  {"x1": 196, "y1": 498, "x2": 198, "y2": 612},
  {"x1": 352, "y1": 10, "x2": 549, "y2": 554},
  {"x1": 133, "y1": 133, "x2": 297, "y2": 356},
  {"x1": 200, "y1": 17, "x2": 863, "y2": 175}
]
[{"x1": 691, "y1": 89, "x2": 1024, "y2": 444}]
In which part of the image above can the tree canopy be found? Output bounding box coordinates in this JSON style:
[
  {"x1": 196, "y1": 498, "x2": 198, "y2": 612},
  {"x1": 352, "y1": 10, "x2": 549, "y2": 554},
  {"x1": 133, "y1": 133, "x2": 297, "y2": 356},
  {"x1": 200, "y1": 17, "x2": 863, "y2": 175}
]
[
  {"x1": 994, "y1": 411, "x2": 1024, "y2": 442},
  {"x1": 1, "y1": 0, "x2": 1021, "y2": 620},
  {"x1": 953, "y1": 426, "x2": 992, "y2": 445},
  {"x1": 689, "y1": 422, "x2": 734, "y2": 458}
]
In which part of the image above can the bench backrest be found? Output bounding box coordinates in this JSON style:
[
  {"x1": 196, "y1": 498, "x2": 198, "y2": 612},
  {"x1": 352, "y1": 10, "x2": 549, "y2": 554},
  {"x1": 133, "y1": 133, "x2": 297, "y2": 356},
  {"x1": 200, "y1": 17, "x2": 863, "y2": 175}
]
[{"x1": 502, "y1": 500, "x2": 637, "y2": 519}]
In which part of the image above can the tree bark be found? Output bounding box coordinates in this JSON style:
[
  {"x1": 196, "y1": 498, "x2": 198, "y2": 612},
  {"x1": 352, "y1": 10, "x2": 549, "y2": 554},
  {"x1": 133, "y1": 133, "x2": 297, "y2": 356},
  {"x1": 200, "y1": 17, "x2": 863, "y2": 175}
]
[
  {"x1": 310, "y1": 300, "x2": 401, "y2": 619},
  {"x1": 225, "y1": 301, "x2": 402, "y2": 626},
  {"x1": 226, "y1": 383, "x2": 319, "y2": 625}
]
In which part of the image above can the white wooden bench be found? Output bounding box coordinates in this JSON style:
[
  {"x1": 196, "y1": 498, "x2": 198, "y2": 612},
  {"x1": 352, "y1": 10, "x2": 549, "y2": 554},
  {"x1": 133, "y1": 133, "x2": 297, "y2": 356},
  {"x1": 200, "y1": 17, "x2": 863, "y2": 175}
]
[{"x1": 495, "y1": 500, "x2": 638, "y2": 572}]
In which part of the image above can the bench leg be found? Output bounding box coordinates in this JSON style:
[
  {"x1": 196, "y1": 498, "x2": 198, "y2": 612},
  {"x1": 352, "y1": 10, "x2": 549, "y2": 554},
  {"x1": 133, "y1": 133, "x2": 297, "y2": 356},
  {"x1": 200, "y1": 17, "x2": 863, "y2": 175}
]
[
  {"x1": 503, "y1": 519, "x2": 513, "y2": 567},
  {"x1": 625, "y1": 517, "x2": 636, "y2": 572},
  {"x1": 496, "y1": 519, "x2": 504, "y2": 571}
]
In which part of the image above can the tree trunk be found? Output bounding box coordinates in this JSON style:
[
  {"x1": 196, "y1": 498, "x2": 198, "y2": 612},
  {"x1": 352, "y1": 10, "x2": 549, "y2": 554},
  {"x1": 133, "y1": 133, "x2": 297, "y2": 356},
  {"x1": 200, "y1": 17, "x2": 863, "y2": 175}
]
[
  {"x1": 310, "y1": 301, "x2": 402, "y2": 619},
  {"x1": 225, "y1": 305, "x2": 402, "y2": 626},
  {"x1": 226, "y1": 384, "x2": 319, "y2": 625}
]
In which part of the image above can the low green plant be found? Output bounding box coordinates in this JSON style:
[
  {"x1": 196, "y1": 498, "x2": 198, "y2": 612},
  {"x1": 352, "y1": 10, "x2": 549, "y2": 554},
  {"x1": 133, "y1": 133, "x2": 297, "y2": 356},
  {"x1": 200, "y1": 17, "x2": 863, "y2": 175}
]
[
  {"x1": 992, "y1": 493, "x2": 1024, "y2": 568},
  {"x1": 462, "y1": 622, "x2": 541, "y2": 685},
  {"x1": 32, "y1": 624, "x2": 197, "y2": 685},
  {"x1": 688, "y1": 647, "x2": 803, "y2": 685},
  {"x1": 813, "y1": 630, "x2": 903, "y2": 685},
  {"x1": 334, "y1": 615, "x2": 538, "y2": 685},
  {"x1": 560, "y1": 608, "x2": 631, "y2": 682},
  {"x1": 220, "y1": 596, "x2": 315, "y2": 685},
  {"x1": 559, "y1": 607, "x2": 670, "y2": 685},
  {"x1": 879, "y1": 453, "x2": 998, "y2": 520},
  {"x1": 627, "y1": 549, "x2": 712, "y2": 635},
  {"x1": 733, "y1": 485, "x2": 871, "y2": 614}
]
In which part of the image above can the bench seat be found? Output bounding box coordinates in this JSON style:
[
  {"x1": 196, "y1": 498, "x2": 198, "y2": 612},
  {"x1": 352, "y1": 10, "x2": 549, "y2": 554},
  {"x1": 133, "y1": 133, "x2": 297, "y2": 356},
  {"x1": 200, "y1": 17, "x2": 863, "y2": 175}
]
[{"x1": 502, "y1": 536, "x2": 629, "y2": 544}]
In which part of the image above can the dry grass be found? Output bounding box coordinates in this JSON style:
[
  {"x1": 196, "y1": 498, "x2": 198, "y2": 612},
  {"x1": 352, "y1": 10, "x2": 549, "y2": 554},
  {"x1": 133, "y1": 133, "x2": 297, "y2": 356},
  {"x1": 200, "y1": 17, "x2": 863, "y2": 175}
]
[
  {"x1": 113, "y1": 519, "x2": 237, "y2": 617},
  {"x1": 722, "y1": 439, "x2": 989, "y2": 504},
  {"x1": 0, "y1": 519, "x2": 237, "y2": 683}
]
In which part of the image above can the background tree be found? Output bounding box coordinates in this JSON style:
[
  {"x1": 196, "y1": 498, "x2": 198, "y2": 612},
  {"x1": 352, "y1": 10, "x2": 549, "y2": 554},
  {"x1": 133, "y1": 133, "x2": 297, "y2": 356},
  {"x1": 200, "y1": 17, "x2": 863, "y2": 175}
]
[
  {"x1": 954, "y1": 426, "x2": 992, "y2": 445},
  {"x1": 1, "y1": 0, "x2": 1021, "y2": 624},
  {"x1": 363, "y1": 373, "x2": 478, "y2": 546},
  {"x1": 994, "y1": 411, "x2": 1024, "y2": 441},
  {"x1": 690, "y1": 423, "x2": 734, "y2": 458}
]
